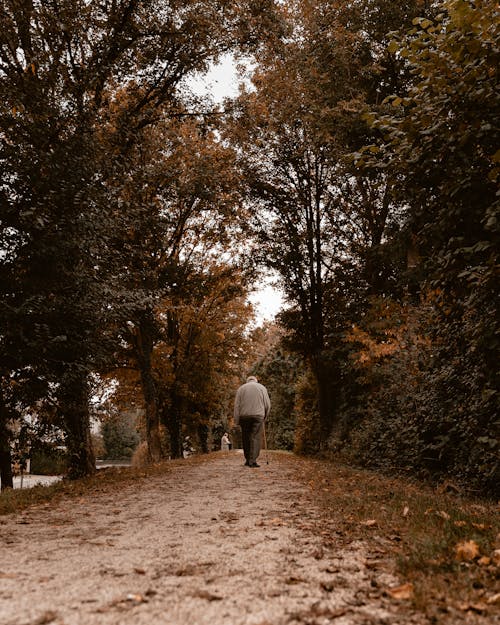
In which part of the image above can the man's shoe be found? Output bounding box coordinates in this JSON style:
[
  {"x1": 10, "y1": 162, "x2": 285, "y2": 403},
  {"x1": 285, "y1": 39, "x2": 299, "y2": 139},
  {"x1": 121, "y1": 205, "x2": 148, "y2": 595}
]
[{"x1": 250, "y1": 462, "x2": 260, "y2": 468}]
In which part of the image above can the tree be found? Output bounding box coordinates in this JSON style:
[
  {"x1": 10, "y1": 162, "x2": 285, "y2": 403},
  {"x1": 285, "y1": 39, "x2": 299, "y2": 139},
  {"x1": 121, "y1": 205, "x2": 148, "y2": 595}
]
[
  {"x1": 105, "y1": 113, "x2": 249, "y2": 461},
  {"x1": 354, "y1": 0, "x2": 499, "y2": 493},
  {"x1": 226, "y1": 0, "x2": 425, "y2": 446},
  {"x1": 0, "y1": 0, "x2": 278, "y2": 477},
  {"x1": 156, "y1": 263, "x2": 253, "y2": 457}
]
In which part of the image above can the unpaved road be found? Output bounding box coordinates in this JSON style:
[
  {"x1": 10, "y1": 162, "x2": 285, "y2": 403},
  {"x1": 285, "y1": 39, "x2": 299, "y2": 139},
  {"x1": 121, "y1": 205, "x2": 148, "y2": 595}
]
[{"x1": 1, "y1": 452, "x2": 426, "y2": 625}]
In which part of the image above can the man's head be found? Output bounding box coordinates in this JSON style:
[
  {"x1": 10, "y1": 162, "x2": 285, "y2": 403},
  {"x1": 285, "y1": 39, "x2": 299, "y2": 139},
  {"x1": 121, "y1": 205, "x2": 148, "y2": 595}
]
[{"x1": 246, "y1": 375, "x2": 258, "y2": 383}]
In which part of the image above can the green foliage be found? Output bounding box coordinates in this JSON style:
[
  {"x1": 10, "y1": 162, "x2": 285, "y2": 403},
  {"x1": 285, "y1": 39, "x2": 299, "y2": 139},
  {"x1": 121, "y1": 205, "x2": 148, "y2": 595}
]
[
  {"x1": 30, "y1": 446, "x2": 68, "y2": 476},
  {"x1": 340, "y1": 0, "x2": 499, "y2": 495},
  {"x1": 101, "y1": 413, "x2": 140, "y2": 460},
  {"x1": 293, "y1": 368, "x2": 322, "y2": 455},
  {"x1": 338, "y1": 294, "x2": 499, "y2": 496},
  {"x1": 252, "y1": 338, "x2": 300, "y2": 451}
]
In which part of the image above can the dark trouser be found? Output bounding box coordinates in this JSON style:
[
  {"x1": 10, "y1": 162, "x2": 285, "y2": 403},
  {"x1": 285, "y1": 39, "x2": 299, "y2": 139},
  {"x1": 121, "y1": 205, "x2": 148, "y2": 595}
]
[{"x1": 239, "y1": 416, "x2": 264, "y2": 464}]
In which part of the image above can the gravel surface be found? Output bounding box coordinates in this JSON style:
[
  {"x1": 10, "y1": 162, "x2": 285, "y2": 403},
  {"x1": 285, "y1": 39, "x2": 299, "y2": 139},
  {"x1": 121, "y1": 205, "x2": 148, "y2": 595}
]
[{"x1": 0, "y1": 451, "x2": 427, "y2": 625}]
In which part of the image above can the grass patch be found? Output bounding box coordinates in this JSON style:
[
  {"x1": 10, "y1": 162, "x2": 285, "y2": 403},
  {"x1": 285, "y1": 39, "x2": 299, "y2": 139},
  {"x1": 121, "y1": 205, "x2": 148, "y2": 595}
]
[{"x1": 291, "y1": 455, "x2": 500, "y2": 622}]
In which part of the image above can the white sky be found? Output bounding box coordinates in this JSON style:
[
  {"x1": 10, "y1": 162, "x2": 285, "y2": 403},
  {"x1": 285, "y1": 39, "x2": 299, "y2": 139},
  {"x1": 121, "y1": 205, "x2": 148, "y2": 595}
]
[
  {"x1": 189, "y1": 56, "x2": 284, "y2": 322},
  {"x1": 188, "y1": 53, "x2": 241, "y2": 102}
]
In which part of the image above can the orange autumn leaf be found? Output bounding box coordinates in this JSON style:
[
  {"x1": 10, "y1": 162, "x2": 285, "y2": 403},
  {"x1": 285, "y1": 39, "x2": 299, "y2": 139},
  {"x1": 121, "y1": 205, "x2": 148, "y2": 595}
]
[
  {"x1": 454, "y1": 540, "x2": 480, "y2": 561},
  {"x1": 388, "y1": 582, "x2": 414, "y2": 600}
]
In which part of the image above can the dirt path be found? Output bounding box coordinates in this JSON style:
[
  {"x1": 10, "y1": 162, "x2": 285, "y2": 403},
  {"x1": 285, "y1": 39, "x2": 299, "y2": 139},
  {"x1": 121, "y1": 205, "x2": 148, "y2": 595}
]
[{"x1": 0, "y1": 452, "x2": 426, "y2": 625}]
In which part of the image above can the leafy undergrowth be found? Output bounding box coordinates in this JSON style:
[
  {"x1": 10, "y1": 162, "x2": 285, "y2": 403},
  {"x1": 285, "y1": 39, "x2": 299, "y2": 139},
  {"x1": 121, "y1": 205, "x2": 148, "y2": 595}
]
[{"x1": 289, "y1": 455, "x2": 500, "y2": 623}]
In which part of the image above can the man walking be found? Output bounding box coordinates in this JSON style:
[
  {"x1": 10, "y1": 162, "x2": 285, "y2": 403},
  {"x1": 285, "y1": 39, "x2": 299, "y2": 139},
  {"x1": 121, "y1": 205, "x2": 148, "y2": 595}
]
[{"x1": 233, "y1": 376, "x2": 271, "y2": 467}]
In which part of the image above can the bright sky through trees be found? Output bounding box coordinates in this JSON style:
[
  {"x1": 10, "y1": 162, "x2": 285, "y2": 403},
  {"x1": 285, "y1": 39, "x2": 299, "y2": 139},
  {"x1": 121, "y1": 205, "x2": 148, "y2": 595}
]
[{"x1": 188, "y1": 55, "x2": 284, "y2": 322}]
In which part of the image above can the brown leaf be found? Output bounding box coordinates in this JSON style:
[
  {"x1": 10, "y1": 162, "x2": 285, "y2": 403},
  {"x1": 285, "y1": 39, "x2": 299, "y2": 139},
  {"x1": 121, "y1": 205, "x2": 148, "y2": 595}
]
[
  {"x1": 192, "y1": 590, "x2": 222, "y2": 601},
  {"x1": 134, "y1": 567, "x2": 146, "y2": 575},
  {"x1": 126, "y1": 593, "x2": 147, "y2": 603},
  {"x1": 454, "y1": 540, "x2": 480, "y2": 561},
  {"x1": 360, "y1": 519, "x2": 377, "y2": 527},
  {"x1": 487, "y1": 593, "x2": 500, "y2": 605},
  {"x1": 458, "y1": 602, "x2": 487, "y2": 613},
  {"x1": 312, "y1": 547, "x2": 324, "y2": 560},
  {"x1": 478, "y1": 556, "x2": 491, "y2": 566},
  {"x1": 453, "y1": 520, "x2": 467, "y2": 527},
  {"x1": 387, "y1": 582, "x2": 414, "y2": 600},
  {"x1": 436, "y1": 510, "x2": 450, "y2": 521}
]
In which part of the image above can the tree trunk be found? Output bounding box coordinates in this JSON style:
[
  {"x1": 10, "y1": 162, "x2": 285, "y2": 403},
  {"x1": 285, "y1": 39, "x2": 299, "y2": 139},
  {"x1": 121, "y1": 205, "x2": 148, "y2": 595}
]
[
  {"x1": 0, "y1": 431, "x2": 13, "y2": 490},
  {"x1": 0, "y1": 392, "x2": 14, "y2": 490},
  {"x1": 167, "y1": 398, "x2": 182, "y2": 459},
  {"x1": 197, "y1": 423, "x2": 209, "y2": 454},
  {"x1": 60, "y1": 371, "x2": 96, "y2": 479},
  {"x1": 310, "y1": 354, "x2": 336, "y2": 450},
  {"x1": 134, "y1": 316, "x2": 162, "y2": 463}
]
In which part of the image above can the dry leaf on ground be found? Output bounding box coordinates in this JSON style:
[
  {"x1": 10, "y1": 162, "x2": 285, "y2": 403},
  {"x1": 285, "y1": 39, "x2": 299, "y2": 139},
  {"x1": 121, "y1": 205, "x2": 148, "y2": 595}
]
[
  {"x1": 387, "y1": 582, "x2": 414, "y2": 600},
  {"x1": 360, "y1": 519, "x2": 377, "y2": 527},
  {"x1": 455, "y1": 539, "x2": 480, "y2": 561}
]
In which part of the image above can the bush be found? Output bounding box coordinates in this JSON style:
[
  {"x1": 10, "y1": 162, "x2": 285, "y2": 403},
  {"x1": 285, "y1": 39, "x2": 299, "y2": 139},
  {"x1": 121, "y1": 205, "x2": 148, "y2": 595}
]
[
  {"x1": 30, "y1": 446, "x2": 68, "y2": 475},
  {"x1": 101, "y1": 412, "x2": 140, "y2": 460}
]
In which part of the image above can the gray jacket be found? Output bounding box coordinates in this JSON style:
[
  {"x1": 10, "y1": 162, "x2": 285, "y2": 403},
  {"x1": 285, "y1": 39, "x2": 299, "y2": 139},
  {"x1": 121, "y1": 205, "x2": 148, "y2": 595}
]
[{"x1": 233, "y1": 377, "x2": 271, "y2": 425}]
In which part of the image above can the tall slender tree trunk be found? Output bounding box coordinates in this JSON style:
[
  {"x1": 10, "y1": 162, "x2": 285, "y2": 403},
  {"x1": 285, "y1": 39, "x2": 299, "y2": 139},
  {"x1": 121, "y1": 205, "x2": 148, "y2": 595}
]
[
  {"x1": 166, "y1": 390, "x2": 183, "y2": 459},
  {"x1": 0, "y1": 419, "x2": 13, "y2": 490},
  {"x1": 197, "y1": 422, "x2": 209, "y2": 454},
  {"x1": 168, "y1": 416, "x2": 182, "y2": 459},
  {"x1": 60, "y1": 371, "x2": 96, "y2": 479},
  {"x1": 0, "y1": 391, "x2": 13, "y2": 489},
  {"x1": 134, "y1": 315, "x2": 162, "y2": 462},
  {"x1": 310, "y1": 354, "x2": 335, "y2": 449},
  {"x1": 0, "y1": 447, "x2": 13, "y2": 491}
]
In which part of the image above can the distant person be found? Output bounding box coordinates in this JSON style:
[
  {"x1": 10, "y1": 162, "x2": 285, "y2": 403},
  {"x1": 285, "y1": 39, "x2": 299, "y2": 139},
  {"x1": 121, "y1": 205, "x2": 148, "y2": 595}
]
[
  {"x1": 221, "y1": 432, "x2": 231, "y2": 451},
  {"x1": 182, "y1": 436, "x2": 195, "y2": 458},
  {"x1": 233, "y1": 376, "x2": 271, "y2": 467}
]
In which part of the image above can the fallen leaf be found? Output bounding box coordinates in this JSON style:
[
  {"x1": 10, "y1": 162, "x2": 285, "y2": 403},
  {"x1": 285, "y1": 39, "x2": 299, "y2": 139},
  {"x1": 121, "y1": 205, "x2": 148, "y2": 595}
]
[
  {"x1": 471, "y1": 523, "x2": 490, "y2": 531},
  {"x1": 402, "y1": 506, "x2": 410, "y2": 517},
  {"x1": 436, "y1": 510, "x2": 450, "y2": 521},
  {"x1": 458, "y1": 602, "x2": 487, "y2": 613},
  {"x1": 454, "y1": 520, "x2": 467, "y2": 527},
  {"x1": 492, "y1": 549, "x2": 500, "y2": 566},
  {"x1": 478, "y1": 556, "x2": 491, "y2": 566},
  {"x1": 360, "y1": 519, "x2": 377, "y2": 527},
  {"x1": 0, "y1": 572, "x2": 18, "y2": 579},
  {"x1": 387, "y1": 582, "x2": 414, "y2": 600},
  {"x1": 487, "y1": 593, "x2": 500, "y2": 605},
  {"x1": 192, "y1": 590, "x2": 222, "y2": 601},
  {"x1": 126, "y1": 593, "x2": 147, "y2": 604},
  {"x1": 134, "y1": 567, "x2": 146, "y2": 575},
  {"x1": 455, "y1": 540, "x2": 480, "y2": 561}
]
